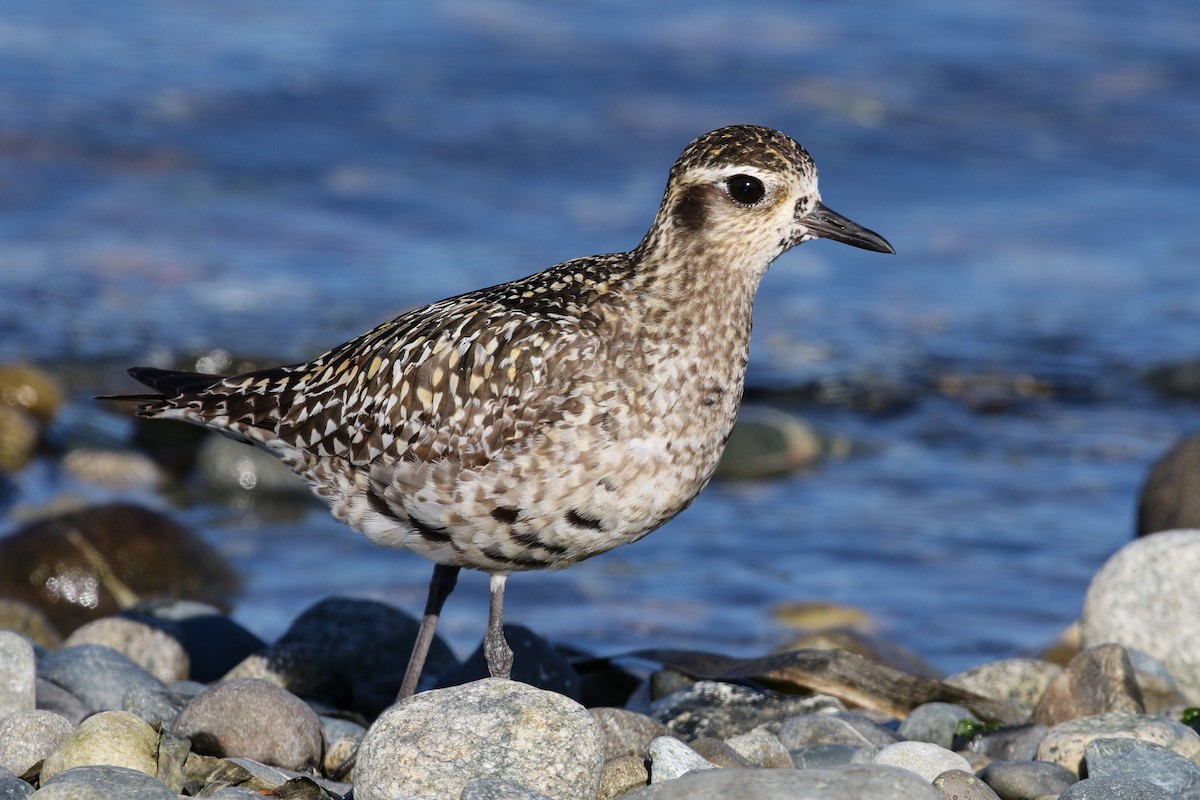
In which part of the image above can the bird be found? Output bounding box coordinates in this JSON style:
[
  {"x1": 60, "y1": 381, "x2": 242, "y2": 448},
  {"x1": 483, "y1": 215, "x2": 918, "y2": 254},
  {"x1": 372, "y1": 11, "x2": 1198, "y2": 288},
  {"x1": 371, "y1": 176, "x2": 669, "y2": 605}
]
[{"x1": 101, "y1": 125, "x2": 893, "y2": 698}]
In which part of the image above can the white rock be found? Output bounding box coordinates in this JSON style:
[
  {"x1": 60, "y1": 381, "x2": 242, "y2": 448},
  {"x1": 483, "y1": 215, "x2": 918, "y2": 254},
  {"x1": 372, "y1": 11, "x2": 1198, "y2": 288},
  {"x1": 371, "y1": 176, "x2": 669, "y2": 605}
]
[{"x1": 871, "y1": 741, "x2": 972, "y2": 782}]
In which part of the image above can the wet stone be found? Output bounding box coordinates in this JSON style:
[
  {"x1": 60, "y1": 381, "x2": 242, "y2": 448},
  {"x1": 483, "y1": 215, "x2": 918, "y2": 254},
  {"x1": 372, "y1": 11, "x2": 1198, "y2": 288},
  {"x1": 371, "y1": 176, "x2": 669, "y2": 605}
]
[
  {"x1": 977, "y1": 759, "x2": 1077, "y2": 800},
  {"x1": 37, "y1": 644, "x2": 166, "y2": 712},
  {"x1": 898, "y1": 702, "x2": 978, "y2": 749},
  {"x1": 932, "y1": 769, "x2": 1001, "y2": 800},
  {"x1": 589, "y1": 707, "x2": 672, "y2": 760},
  {"x1": 171, "y1": 678, "x2": 323, "y2": 771},
  {"x1": 0, "y1": 709, "x2": 74, "y2": 776},
  {"x1": 651, "y1": 681, "x2": 844, "y2": 740},
  {"x1": 871, "y1": 741, "x2": 972, "y2": 782},
  {"x1": 0, "y1": 632, "x2": 35, "y2": 719},
  {"x1": 1084, "y1": 737, "x2": 1200, "y2": 799}
]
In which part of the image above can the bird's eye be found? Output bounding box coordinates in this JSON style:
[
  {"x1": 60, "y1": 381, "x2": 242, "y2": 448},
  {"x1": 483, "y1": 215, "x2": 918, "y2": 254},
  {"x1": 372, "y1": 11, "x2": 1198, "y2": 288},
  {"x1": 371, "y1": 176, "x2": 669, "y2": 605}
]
[{"x1": 725, "y1": 174, "x2": 766, "y2": 205}]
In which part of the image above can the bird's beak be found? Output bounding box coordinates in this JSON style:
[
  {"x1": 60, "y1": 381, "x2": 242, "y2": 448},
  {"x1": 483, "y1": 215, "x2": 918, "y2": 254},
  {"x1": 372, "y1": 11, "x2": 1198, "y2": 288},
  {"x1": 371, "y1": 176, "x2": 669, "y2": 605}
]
[{"x1": 803, "y1": 202, "x2": 895, "y2": 254}]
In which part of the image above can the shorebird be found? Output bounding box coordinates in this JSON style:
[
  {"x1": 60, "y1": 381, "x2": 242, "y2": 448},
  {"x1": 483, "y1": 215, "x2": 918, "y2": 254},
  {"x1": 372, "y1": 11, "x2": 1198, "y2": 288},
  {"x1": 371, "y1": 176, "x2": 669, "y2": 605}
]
[{"x1": 103, "y1": 125, "x2": 893, "y2": 698}]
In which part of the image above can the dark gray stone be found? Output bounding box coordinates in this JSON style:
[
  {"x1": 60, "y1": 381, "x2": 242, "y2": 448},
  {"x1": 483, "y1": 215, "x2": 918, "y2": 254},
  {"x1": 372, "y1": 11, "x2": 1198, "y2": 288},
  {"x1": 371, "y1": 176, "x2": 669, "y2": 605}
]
[
  {"x1": 1085, "y1": 737, "x2": 1200, "y2": 799},
  {"x1": 620, "y1": 765, "x2": 943, "y2": 799},
  {"x1": 966, "y1": 723, "x2": 1049, "y2": 762},
  {"x1": 978, "y1": 759, "x2": 1077, "y2": 800},
  {"x1": 651, "y1": 681, "x2": 843, "y2": 740},
  {"x1": 897, "y1": 702, "x2": 977, "y2": 749},
  {"x1": 438, "y1": 624, "x2": 579, "y2": 701},
  {"x1": 0, "y1": 773, "x2": 33, "y2": 800},
  {"x1": 1138, "y1": 434, "x2": 1200, "y2": 536},
  {"x1": 932, "y1": 770, "x2": 1001, "y2": 800},
  {"x1": 277, "y1": 596, "x2": 458, "y2": 716},
  {"x1": 33, "y1": 679, "x2": 88, "y2": 726},
  {"x1": 1059, "y1": 775, "x2": 1175, "y2": 800},
  {"x1": 37, "y1": 644, "x2": 166, "y2": 712},
  {"x1": 171, "y1": 678, "x2": 323, "y2": 771},
  {"x1": 33, "y1": 765, "x2": 177, "y2": 799},
  {"x1": 122, "y1": 680, "x2": 204, "y2": 727}
]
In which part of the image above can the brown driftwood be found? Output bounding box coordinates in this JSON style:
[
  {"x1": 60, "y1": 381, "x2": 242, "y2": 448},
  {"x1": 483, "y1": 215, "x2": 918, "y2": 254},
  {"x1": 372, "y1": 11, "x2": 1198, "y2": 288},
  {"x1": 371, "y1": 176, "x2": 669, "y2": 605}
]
[{"x1": 633, "y1": 648, "x2": 1028, "y2": 725}]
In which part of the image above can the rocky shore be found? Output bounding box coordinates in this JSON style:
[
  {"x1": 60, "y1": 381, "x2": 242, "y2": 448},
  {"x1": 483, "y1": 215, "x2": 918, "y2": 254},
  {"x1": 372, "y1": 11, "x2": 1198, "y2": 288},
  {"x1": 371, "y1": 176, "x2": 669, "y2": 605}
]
[{"x1": 1, "y1": 524, "x2": 1199, "y2": 799}]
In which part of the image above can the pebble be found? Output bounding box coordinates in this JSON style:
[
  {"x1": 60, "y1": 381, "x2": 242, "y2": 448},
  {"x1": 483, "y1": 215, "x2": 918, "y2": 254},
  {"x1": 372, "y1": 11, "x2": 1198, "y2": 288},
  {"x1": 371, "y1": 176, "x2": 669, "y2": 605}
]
[
  {"x1": 965, "y1": 723, "x2": 1049, "y2": 762},
  {"x1": 0, "y1": 633, "x2": 35, "y2": 719},
  {"x1": 1033, "y1": 643, "x2": 1144, "y2": 726},
  {"x1": 589, "y1": 707, "x2": 672, "y2": 760},
  {"x1": 870, "y1": 740, "x2": 972, "y2": 782},
  {"x1": 122, "y1": 680, "x2": 205, "y2": 727},
  {"x1": 37, "y1": 644, "x2": 166, "y2": 712},
  {"x1": 725, "y1": 730, "x2": 794, "y2": 768},
  {"x1": 1058, "y1": 775, "x2": 1176, "y2": 799},
  {"x1": 126, "y1": 600, "x2": 265, "y2": 684},
  {"x1": 897, "y1": 702, "x2": 978, "y2": 749},
  {"x1": 171, "y1": 678, "x2": 323, "y2": 771},
  {"x1": 599, "y1": 755, "x2": 650, "y2": 800},
  {"x1": 683, "y1": 737, "x2": 750, "y2": 768},
  {"x1": 63, "y1": 617, "x2": 189, "y2": 684},
  {"x1": 779, "y1": 711, "x2": 899, "y2": 749},
  {"x1": 33, "y1": 764, "x2": 177, "y2": 799},
  {"x1": 1081, "y1": 529, "x2": 1200, "y2": 693},
  {"x1": 1084, "y1": 737, "x2": 1200, "y2": 799},
  {"x1": 650, "y1": 681, "x2": 844, "y2": 740},
  {"x1": 977, "y1": 759, "x2": 1077, "y2": 799},
  {"x1": 460, "y1": 777, "x2": 555, "y2": 799},
  {"x1": 647, "y1": 736, "x2": 716, "y2": 782},
  {"x1": 438, "y1": 624, "x2": 580, "y2": 700},
  {"x1": 0, "y1": 710, "x2": 74, "y2": 776},
  {"x1": 789, "y1": 743, "x2": 862, "y2": 769},
  {"x1": 620, "y1": 764, "x2": 944, "y2": 799},
  {"x1": 932, "y1": 769, "x2": 1001, "y2": 800},
  {"x1": 1138, "y1": 434, "x2": 1200, "y2": 536},
  {"x1": 0, "y1": 600, "x2": 60, "y2": 649},
  {"x1": 944, "y1": 658, "x2": 1063, "y2": 712},
  {"x1": 274, "y1": 596, "x2": 457, "y2": 715},
  {"x1": 712, "y1": 405, "x2": 821, "y2": 479},
  {"x1": 61, "y1": 449, "x2": 163, "y2": 490},
  {"x1": 0, "y1": 769, "x2": 33, "y2": 800},
  {"x1": 318, "y1": 715, "x2": 366, "y2": 778},
  {"x1": 33, "y1": 679, "x2": 89, "y2": 726},
  {"x1": 354, "y1": 678, "x2": 602, "y2": 800},
  {"x1": 40, "y1": 710, "x2": 160, "y2": 783},
  {"x1": 1037, "y1": 711, "x2": 1200, "y2": 776}
]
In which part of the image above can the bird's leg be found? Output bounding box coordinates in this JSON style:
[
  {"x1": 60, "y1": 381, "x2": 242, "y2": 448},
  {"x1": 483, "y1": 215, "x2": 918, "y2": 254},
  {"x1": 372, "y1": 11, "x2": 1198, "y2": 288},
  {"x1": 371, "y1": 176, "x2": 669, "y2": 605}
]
[
  {"x1": 398, "y1": 564, "x2": 460, "y2": 699},
  {"x1": 484, "y1": 573, "x2": 514, "y2": 679}
]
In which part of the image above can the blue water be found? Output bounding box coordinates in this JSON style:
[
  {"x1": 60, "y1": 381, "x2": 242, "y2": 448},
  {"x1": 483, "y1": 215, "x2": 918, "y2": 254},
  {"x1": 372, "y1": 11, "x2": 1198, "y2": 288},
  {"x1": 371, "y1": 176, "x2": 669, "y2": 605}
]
[{"x1": 2, "y1": 0, "x2": 1199, "y2": 673}]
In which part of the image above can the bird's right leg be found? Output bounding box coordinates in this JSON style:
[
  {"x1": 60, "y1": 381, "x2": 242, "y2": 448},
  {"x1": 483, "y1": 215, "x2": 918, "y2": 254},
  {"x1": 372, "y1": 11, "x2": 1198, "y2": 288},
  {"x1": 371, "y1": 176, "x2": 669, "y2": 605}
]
[{"x1": 397, "y1": 563, "x2": 460, "y2": 699}]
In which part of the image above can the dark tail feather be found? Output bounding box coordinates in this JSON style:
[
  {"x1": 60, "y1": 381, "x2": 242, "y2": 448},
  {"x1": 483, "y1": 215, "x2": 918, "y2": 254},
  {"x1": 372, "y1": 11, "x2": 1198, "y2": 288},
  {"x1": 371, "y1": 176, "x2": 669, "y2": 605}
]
[{"x1": 94, "y1": 367, "x2": 224, "y2": 402}]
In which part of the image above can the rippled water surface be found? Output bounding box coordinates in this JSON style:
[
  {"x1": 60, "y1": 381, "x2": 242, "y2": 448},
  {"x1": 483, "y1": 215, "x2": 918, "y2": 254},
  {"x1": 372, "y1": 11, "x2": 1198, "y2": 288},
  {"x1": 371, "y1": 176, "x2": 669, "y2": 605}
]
[{"x1": 3, "y1": 0, "x2": 1199, "y2": 672}]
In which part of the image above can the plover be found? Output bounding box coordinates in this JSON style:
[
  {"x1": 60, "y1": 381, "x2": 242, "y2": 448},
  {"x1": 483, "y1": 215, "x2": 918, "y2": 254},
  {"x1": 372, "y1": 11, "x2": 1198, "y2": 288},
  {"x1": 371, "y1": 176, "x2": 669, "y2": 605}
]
[{"x1": 103, "y1": 125, "x2": 893, "y2": 697}]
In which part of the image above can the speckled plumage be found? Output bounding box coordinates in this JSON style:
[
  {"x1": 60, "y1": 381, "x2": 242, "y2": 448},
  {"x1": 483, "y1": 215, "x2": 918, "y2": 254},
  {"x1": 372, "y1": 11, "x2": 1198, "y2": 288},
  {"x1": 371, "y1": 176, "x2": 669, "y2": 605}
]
[{"x1": 109, "y1": 125, "x2": 893, "y2": 692}]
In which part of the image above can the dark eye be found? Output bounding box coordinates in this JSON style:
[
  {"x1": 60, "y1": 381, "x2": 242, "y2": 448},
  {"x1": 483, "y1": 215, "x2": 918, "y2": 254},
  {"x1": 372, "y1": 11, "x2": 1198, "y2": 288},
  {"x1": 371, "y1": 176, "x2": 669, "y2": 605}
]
[{"x1": 725, "y1": 174, "x2": 765, "y2": 205}]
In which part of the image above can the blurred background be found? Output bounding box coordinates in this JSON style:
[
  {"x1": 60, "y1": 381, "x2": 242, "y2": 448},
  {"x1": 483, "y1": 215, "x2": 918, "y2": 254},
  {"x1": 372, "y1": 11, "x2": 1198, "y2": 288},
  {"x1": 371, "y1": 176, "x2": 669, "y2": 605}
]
[{"x1": 0, "y1": 0, "x2": 1198, "y2": 673}]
